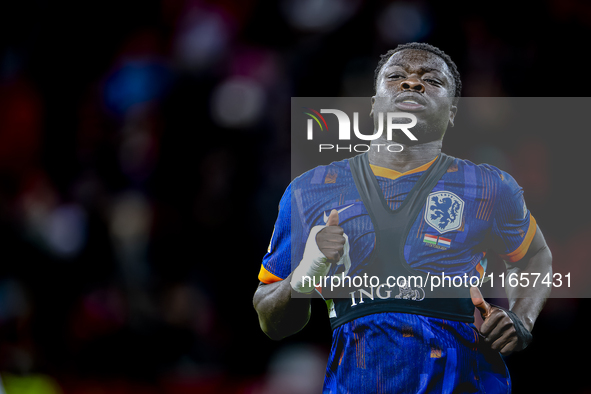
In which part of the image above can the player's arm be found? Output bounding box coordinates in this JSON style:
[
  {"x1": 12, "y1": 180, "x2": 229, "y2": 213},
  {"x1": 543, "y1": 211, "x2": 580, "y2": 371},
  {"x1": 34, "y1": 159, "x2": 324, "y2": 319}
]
[
  {"x1": 473, "y1": 225, "x2": 552, "y2": 355},
  {"x1": 253, "y1": 276, "x2": 311, "y2": 341},
  {"x1": 254, "y1": 209, "x2": 346, "y2": 340},
  {"x1": 472, "y1": 167, "x2": 553, "y2": 355},
  {"x1": 503, "y1": 225, "x2": 552, "y2": 331}
]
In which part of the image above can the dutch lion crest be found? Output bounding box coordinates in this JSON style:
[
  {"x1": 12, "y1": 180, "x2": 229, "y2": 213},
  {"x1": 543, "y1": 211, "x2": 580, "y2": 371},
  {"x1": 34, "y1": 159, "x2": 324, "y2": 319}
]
[{"x1": 424, "y1": 191, "x2": 464, "y2": 233}]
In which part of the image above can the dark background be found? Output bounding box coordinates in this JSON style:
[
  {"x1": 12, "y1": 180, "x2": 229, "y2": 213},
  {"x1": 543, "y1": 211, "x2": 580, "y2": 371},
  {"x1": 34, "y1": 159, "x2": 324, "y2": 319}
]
[{"x1": 0, "y1": 0, "x2": 589, "y2": 393}]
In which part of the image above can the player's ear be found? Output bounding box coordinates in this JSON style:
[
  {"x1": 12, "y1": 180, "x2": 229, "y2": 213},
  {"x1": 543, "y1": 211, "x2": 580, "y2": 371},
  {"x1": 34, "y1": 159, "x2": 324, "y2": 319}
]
[
  {"x1": 370, "y1": 96, "x2": 376, "y2": 117},
  {"x1": 448, "y1": 104, "x2": 457, "y2": 127}
]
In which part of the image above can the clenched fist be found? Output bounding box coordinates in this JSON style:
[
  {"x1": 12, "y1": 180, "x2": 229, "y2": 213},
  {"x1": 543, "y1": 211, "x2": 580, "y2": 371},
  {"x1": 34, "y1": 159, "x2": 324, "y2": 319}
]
[
  {"x1": 471, "y1": 286, "x2": 532, "y2": 356},
  {"x1": 290, "y1": 209, "x2": 350, "y2": 294},
  {"x1": 316, "y1": 209, "x2": 346, "y2": 261}
]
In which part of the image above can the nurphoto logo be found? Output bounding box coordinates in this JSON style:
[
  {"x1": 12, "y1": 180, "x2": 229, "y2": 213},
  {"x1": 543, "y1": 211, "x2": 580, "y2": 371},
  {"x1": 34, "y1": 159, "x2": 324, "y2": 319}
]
[{"x1": 303, "y1": 108, "x2": 418, "y2": 153}]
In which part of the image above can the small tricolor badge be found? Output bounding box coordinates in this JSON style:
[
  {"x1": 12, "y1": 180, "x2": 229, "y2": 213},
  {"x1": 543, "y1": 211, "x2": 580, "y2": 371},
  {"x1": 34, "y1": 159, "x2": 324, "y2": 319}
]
[
  {"x1": 423, "y1": 234, "x2": 452, "y2": 249},
  {"x1": 423, "y1": 234, "x2": 438, "y2": 245}
]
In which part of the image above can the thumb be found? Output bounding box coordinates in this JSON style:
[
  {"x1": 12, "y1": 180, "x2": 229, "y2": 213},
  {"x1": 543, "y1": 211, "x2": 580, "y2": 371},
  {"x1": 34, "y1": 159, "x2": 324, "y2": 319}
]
[
  {"x1": 326, "y1": 209, "x2": 339, "y2": 226},
  {"x1": 470, "y1": 286, "x2": 492, "y2": 319}
]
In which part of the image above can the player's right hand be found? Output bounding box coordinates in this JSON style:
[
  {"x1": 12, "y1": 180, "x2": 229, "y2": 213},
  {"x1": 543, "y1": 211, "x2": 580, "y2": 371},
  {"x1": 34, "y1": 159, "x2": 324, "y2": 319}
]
[
  {"x1": 316, "y1": 210, "x2": 346, "y2": 261},
  {"x1": 290, "y1": 209, "x2": 349, "y2": 293}
]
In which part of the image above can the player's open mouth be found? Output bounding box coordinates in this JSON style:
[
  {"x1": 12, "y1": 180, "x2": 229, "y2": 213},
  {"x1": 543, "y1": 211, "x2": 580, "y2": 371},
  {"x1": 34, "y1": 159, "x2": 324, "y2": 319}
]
[{"x1": 394, "y1": 95, "x2": 427, "y2": 111}]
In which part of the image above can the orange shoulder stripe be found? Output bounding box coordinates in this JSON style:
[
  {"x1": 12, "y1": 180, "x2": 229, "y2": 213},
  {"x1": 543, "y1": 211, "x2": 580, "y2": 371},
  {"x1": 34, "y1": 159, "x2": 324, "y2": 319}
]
[
  {"x1": 258, "y1": 265, "x2": 284, "y2": 284},
  {"x1": 499, "y1": 215, "x2": 537, "y2": 263}
]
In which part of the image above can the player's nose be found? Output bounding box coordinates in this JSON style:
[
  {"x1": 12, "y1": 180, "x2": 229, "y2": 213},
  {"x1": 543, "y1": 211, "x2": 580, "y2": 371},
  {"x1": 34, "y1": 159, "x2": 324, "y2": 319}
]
[{"x1": 400, "y1": 78, "x2": 425, "y2": 93}]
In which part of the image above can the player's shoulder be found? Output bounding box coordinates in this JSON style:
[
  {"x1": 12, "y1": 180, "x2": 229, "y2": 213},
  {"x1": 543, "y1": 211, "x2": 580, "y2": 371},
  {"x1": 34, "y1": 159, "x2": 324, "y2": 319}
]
[
  {"x1": 289, "y1": 156, "x2": 353, "y2": 190},
  {"x1": 453, "y1": 156, "x2": 522, "y2": 193},
  {"x1": 451, "y1": 156, "x2": 509, "y2": 179}
]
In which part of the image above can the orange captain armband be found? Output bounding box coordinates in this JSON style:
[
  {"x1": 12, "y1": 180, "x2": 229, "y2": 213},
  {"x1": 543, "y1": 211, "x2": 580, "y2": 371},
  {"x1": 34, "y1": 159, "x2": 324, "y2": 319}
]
[
  {"x1": 499, "y1": 215, "x2": 537, "y2": 263},
  {"x1": 258, "y1": 265, "x2": 284, "y2": 284}
]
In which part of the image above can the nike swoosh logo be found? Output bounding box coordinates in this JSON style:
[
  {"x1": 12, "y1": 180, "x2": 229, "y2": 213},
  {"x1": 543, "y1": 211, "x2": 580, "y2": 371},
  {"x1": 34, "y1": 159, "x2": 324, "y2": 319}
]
[{"x1": 323, "y1": 204, "x2": 355, "y2": 223}]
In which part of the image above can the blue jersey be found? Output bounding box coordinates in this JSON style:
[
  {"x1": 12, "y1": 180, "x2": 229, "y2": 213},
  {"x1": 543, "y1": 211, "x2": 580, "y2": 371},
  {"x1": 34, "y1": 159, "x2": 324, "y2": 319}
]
[{"x1": 258, "y1": 154, "x2": 535, "y2": 393}]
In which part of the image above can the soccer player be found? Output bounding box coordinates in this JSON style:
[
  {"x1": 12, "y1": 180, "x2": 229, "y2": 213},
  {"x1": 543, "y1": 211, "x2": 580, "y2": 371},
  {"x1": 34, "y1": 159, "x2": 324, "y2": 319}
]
[{"x1": 253, "y1": 43, "x2": 552, "y2": 393}]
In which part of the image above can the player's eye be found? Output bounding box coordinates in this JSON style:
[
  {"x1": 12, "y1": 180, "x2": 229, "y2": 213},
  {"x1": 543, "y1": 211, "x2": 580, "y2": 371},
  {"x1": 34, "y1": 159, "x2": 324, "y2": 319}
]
[
  {"x1": 387, "y1": 74, "x2": 404, "y2": 79},
  {"x1": 424, "y1": 78, "x2": 441, "y2": 86}
]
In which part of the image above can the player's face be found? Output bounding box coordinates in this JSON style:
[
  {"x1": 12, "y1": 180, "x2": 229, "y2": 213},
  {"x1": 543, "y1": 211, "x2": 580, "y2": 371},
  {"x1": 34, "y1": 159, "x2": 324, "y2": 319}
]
[{"x1": 371, "y1": 49, "x2": 457, "y2": 143}]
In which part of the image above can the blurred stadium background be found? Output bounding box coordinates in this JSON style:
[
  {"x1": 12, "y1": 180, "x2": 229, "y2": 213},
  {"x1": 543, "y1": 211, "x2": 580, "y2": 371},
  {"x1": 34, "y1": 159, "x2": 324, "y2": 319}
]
[{"x1": 0, "y1": 0, "x2": 590, "y2": 393}]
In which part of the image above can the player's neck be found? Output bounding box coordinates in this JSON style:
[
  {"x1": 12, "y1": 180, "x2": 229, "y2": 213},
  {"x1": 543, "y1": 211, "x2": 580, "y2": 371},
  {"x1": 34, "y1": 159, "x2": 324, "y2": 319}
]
[{"x1": 368, "y1": 140, "x2": 442, "y2": 173}]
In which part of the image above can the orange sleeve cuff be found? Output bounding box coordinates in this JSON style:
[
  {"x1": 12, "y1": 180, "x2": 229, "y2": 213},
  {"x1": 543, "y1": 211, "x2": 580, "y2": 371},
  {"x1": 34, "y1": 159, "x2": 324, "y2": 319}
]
[
  {"x1": 258, "y1": 265, "x2": 284, "y2": 284},
  {"x1": 499, "y1": 215, "x2": 537, "y2": 263}
]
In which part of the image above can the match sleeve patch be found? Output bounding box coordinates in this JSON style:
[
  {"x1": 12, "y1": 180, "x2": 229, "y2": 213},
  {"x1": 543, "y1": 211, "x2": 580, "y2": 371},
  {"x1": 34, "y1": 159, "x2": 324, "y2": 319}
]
[{"x1": 258, "y1": 265, "x2": 284, "y2": 284}]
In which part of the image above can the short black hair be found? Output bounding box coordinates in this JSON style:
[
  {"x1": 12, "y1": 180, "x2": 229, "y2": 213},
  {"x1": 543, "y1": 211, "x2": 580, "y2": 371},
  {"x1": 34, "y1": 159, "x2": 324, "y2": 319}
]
[{"x1": 374, "y1": 42, "x2": 462, "y2": 102}]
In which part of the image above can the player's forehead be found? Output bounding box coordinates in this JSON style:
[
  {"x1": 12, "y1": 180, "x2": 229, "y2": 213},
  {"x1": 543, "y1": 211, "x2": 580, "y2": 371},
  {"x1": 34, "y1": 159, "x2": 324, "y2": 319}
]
[{"x1": 381, "y1": 49, "x2": 452, "y2": 80}]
